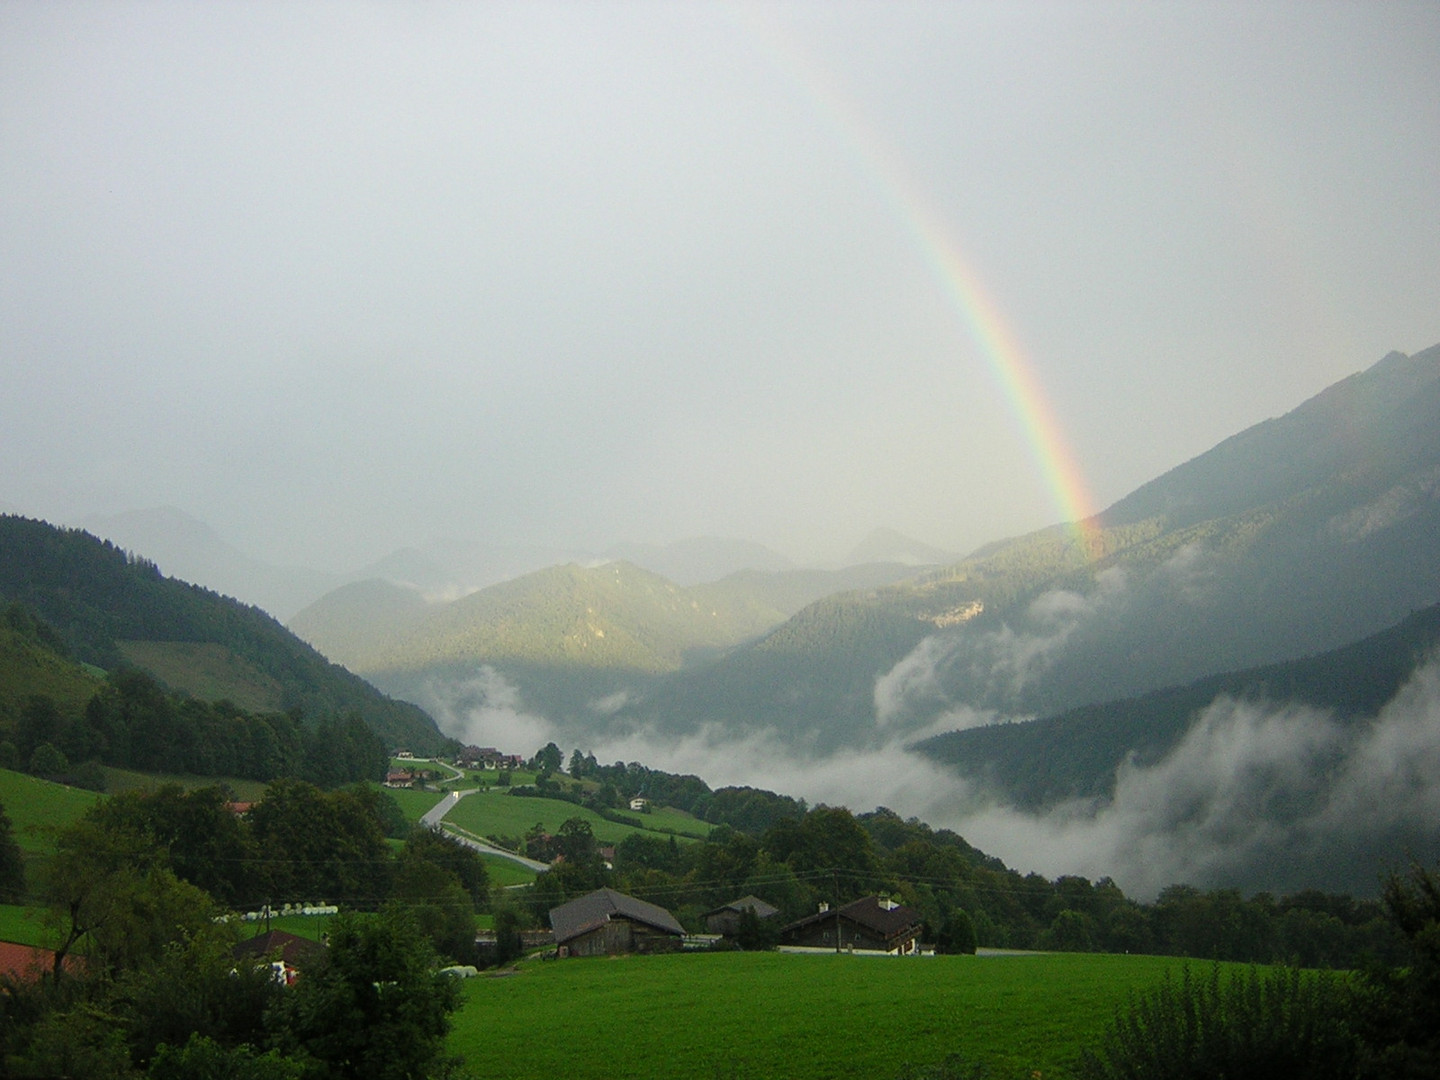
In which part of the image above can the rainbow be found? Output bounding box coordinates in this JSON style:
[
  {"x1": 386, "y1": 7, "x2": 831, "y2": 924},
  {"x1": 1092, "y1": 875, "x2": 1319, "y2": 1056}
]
[{"x1": 740, "y1": 8, "x2": 1103, "y2": 554}]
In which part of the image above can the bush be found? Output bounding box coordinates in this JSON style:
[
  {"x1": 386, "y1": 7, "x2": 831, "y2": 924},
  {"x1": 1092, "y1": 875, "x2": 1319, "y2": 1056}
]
[{"x1": 1074, "y1": 964, "x2": 1360, "y2": 1080}]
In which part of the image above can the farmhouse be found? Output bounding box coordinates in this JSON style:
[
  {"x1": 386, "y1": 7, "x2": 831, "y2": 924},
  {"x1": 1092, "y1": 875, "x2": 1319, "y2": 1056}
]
[
  {"x1": 703, "y1": 895, "x2": 780, "y2": 937},
  {"x1": 778, "y1": 896, "x2": 924, "y2": 955},
  {"x1": 549, "y1": 888, "x2": 685, "y2": 957}
]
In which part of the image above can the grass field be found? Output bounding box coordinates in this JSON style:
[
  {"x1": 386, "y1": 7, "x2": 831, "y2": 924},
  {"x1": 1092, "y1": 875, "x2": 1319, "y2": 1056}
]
[
  {"x1": 101, "y1": 767, "x2": 271, "y2": 802},
  {"x1": 443, "y1": 789, "x2": 708, "y2": 846},
  {"x1": 235, "y1": 913, "x2": 335, "y2": 943},
  {"x1": 448, "y1": 950, "x2": 1187, "y2": 1080},
  {"x1": 384, "y1": 786, "x2": 447, "y2": 823},
  {"x1": 0, "y1": 768, "x2": 103, "y2": 853},
  {"x1": 479, "y1": 854, "x2": 538, "y2": 888},
  {"x1": 0, "y1": 903, "x2": 49, "y2": 947}
]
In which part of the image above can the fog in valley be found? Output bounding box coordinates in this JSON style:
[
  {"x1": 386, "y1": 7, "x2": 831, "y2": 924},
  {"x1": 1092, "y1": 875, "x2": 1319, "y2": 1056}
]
[{"x1": 420, "y1": 622, "x2": 1440, "y2": 900}]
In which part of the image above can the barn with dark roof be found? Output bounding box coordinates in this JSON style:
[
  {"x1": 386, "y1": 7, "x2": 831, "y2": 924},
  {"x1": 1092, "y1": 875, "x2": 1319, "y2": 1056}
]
[{"x1": 549, "y1": 887, "x2": 685, "y2": 957}]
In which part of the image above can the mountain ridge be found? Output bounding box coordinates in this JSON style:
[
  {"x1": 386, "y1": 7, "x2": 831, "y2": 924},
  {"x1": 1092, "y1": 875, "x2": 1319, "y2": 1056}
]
[{"x1": 0, "y1": 515, "x2": 447, "y2": 752}]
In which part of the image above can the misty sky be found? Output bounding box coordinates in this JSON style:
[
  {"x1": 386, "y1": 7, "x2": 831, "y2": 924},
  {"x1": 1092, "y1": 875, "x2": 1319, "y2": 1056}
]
[{"x1": 3, "y1": 1, "x2": 1438, "y2": 572}]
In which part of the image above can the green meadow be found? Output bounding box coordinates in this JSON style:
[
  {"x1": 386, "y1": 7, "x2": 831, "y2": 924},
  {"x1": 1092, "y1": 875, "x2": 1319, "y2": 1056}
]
[
  {"x1": 448, "y1": 950, "x2": 1186, "y2": 1080},
  {"x1": 478, "y1": 853, "x2": 538, "y2": 888},
  {"x1": 443, "y1": 788, "x2": 709, "y2": 845},
  {"x1": 0, "y1": 903, "x2": 49, "y2": 947},
  {"x1": 449, "y1": 950, "x2": 1192, "y2": 1077},
  {"x1": 0, "y1": 767, "x2": 102, "y2": 854},
  {"x1": 384, "y1": 785, "x2": 447, "y2": 823}
]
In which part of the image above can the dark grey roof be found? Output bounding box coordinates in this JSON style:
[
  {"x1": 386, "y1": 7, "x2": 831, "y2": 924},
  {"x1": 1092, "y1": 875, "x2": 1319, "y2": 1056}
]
[
  {"x1": 703, "y1": 895, "x2": 780, "y2": 920},
  {"x1": 548, "y1": 888, "x2": 685, "y2": 945},
  {"x1": 779, "y1": 896, "x2": 921, "y2": 939}
]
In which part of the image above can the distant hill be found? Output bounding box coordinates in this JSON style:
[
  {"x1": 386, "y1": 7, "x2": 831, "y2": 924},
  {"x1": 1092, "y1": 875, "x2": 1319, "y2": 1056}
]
[
  {"x1": 845, "y1": 527, "x2": 957, "y2": 567},
  {"x1": 611, "y1": 343, "x2": 1440, "y2": 750},
  {"x1": 81, "y1": 507, "x2": 343, "y2": 622},
  {"x1": 291, "y1": 559, "x2": 925, "y2": 727},
  {"x1": 0, "y1": 516, "x2": 447, "y2": 752},
  {"x1": 602, "y1": 536, "x2": 794, "y2": 585}
]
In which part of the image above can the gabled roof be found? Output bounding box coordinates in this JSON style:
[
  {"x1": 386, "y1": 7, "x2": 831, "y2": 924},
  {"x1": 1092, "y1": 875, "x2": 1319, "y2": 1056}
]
[
  {"x1": 703, "y1": 895, "x2": 780, "y2": 920},
  {"x1": 779, "y1": 896, "x2": 922, "y2": 939},
  {"x1": 548, "y1": 888, "x2": 685, "y2": 945}
]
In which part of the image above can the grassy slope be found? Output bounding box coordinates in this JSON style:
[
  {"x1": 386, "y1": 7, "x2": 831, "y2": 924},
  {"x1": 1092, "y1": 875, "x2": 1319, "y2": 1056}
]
[
  {"x1": 449, "y1": 950, "x2": 1187, "y2": 1079},
  {"x1": 0, "y1": 619, "x2": 102, "y2": 722},
  {"x1": 0, "y1": 903, "x2": 48, "y2": 947},
  {"x1": 0, "y1": 515, "x2": 446, "y2": 753},
  {"x1": 443, "y1": 789, "x2": 709, "y2": 845},
  {"x1": 478, "y1": 855, "x2": 537, "y2": 888},
  {"x1": 0, "y1": 768, "x2": 102, "y2": 854},
  {"x1": 116, "y1": 640, "x2": 286, "y2": 714}
]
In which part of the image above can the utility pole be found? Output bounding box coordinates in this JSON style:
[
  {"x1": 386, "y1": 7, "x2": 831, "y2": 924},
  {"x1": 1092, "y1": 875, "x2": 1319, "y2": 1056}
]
[{"x1": 833, "y1": 868, "x2": 841, "y2": 954}]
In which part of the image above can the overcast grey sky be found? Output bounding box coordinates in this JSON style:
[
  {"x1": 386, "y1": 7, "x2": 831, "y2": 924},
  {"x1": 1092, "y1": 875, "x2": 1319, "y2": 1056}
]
[{"x1": 3, "y1": 1, "x2": 1437, "y2": 571}]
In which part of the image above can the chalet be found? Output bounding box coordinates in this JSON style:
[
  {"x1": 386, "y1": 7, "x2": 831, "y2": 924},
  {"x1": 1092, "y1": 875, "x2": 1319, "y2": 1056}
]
[
  {"x1": 384, "y1": 769, "x2": 416, "y2": 788},
  {"x1": 703, "y1": 895, "x2": 780, "y2": 937},
  {"x1": 629, "y1": 797, "x2": 649, "y2": 812},
  {"x1": 777, "y1": 896, "x2": 923, "y2": 955},
  {"x1": 549, "y1": 888, "x2": 685, "y2": 958}
]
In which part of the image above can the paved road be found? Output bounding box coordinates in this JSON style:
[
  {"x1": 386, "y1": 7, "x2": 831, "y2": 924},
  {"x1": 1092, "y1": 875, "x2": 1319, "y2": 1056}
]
[{"x1": 421, "y1": 789, "x2": 550, "y2": 873}]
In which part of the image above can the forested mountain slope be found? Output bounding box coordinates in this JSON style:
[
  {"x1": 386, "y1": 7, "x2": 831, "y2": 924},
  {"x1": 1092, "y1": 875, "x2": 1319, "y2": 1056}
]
[
  {"x1": 619, "y1": 344, "x2": 1440, "y2": 749},
  {"x1": 291, "y1": 558, "x2": 924, "y2": 725},
  {"x1": 915, "y1": 598, "x2": 1440, "y2": 809},
  {"x1": 0, "y1": 516, "x2": 446, "y2": 752}
]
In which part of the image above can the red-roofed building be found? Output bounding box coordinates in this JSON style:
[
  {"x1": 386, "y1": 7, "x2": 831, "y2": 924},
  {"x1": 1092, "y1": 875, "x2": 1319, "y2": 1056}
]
[{"x1": 0, "y1": 940, "x2": 83, "y2": 984}]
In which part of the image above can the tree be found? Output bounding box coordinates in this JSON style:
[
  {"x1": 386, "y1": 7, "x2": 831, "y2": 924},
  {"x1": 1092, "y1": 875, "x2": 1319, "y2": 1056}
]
[
  {"x1": 39, "y1": 811, "x2": 216, "y2": 979},
  {"x1": 936, "y1": 909, "x2": 977, "y2": 955},
  {"x1": 148, "y1": 1034, "x2": 304, "y2": 1080},
  {"x1": 26, "y1": 741, "x2": 68, "y2": 778},
  {"x1": 1355, "y1": 860, "x2": 1440, "y2": 1076},
  {"x1": 735, "y1": 905, "x2": 780, "y2": 951},
  {"x1": 393, "y1": 857, "x2": 476, "y2": 964},
  {"x1": 271, "y1": 907, "x2": 461, "y2": 1080},
  {"x1": 247, "y1": 779, "x2": 390, "y2": 906},
  {"x1": 0, "y1": 798, "x2": 24, "y2": 902},
  {"x1": 1075, "y1": 965, "x2": 1358, "y2": 1080},
  {"x1": 532, "y1": 741, "x2": 562, "y2": 773},
  {"x1": 94, "y1": 785, "x2": 258, "y2": 907},
  {"x1": 394, "y1": 828, "x2": 486, "y2": 962},
  {"x1": 400, "y1": 827, "x2": 488, "y2": 907}
]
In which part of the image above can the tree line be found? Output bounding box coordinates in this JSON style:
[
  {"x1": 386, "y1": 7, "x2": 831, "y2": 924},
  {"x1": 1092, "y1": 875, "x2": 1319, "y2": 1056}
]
[
  {"x1": 508, "y1": 747, "x2": 1410, "y2": 970},
  {"x1": 2, "y1": 666, "x2": 387, "y2": 790},
  {"x1": 0, "y1": 781, "x2": 481, "y2": 1077}
]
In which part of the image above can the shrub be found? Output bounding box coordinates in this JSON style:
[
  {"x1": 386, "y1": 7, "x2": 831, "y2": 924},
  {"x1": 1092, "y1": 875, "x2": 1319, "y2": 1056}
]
[{"x1": 1074, "y1": 964, "x2": 1360, "y2": 1080}]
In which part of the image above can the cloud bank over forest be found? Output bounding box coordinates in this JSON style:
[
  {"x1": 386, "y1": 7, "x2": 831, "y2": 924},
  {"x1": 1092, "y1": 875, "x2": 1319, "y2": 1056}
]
[{"x1": 425, "y1": 652, "x2": 1440, "y2": 900}]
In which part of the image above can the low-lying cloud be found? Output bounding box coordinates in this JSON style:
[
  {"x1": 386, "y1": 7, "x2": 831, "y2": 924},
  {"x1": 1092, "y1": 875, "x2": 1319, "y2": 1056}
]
[
  {"x1": 875, "y1": 547, "x2": 1231, "y2": 729},
  {"x1": 939, "y1": 654, "x2": 1440, "y2": 899},
  {"x1": 421, "y1": 665, "x2": 561, "y2": 754},
  {"x1": 423, "y1": 652, "x2": 1440, "y2": 901}
]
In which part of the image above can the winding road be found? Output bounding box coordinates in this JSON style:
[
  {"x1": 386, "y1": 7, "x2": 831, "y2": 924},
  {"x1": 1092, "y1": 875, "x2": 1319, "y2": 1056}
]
[{"x1": 421, "y1": 788, "x2": 550, "y2": 873}]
